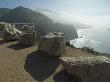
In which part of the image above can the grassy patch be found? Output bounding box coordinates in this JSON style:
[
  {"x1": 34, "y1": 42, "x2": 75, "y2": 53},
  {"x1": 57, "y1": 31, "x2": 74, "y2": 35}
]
[{"x1": 81, "y1": 47, "x2": 110, "y2": 57}]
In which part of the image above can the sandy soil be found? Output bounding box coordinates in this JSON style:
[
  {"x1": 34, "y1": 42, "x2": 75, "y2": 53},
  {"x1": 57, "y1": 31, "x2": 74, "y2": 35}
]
[{"x1": 0, "y1": 39, "x2": 93, "y2": 82}]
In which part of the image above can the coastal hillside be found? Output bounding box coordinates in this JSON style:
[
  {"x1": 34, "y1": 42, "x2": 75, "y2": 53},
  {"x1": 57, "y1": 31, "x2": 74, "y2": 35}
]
[
  {"x1": 0, "y1": 8, "x2": 10, "y2": 17},
  {"x1": 0, "y1": 6, "x2": 78, "y2": 40}
]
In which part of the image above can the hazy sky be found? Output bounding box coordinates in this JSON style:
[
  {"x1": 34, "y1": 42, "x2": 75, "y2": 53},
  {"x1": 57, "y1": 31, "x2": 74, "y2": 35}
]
[{"x1": 0, "y1": 0, "x2": 110, "y2": 16}]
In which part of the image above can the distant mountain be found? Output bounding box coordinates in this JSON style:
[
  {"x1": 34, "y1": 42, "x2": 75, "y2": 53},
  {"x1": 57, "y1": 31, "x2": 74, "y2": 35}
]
[
  {"x1": 0, "y1": 6, "x2": 78, "y2": 40},
  {"x1": 37, "y1": 8, "x2": 66, "y2": 23},
  {"x1": 38, "y1": 8, "x2": 92, "y2": 29},
  {"x1": 0, "y1": 8, "x2": 11, "y2": 17},
  {"x1": 39, "y1": 22, "x2": 78, "y2": 40},
  {"x1": 0, "y1": 6, "x2": 52, "y2": 23}
]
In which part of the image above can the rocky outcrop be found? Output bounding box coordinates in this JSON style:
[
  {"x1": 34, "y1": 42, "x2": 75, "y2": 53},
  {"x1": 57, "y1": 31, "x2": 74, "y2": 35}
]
[
  {"x1": 38, "y1": 32, "x2": 65, "y2": 56},
  {"x1": 60, "y1": 56, "x2": 110, "y2": 82},
  {"x1": 19, "y1": 31, "x2": 37, "y2": 46},
  {"x1": 0, "y1": 22, "x2": 22, "y2": 41}
]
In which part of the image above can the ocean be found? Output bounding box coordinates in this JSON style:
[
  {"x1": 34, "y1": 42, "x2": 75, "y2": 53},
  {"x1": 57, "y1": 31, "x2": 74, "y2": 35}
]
[{"x1": 71, "y1": 26, "x2": 110, "y2": 54}]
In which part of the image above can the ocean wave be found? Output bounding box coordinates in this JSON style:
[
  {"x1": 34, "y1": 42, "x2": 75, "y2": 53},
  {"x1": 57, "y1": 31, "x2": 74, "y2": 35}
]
[{"x1": 70, "y1": 37, "x2": 101, "y2": 48}]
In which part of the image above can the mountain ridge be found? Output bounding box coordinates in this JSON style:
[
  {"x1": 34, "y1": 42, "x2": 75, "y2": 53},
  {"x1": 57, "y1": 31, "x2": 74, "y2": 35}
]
[
  {"x1": 0, "y1": 6, "x2": 78, "y2": 40},
  {"x1": 0, "y1": 8, "x2": 11, "y2": 17}
]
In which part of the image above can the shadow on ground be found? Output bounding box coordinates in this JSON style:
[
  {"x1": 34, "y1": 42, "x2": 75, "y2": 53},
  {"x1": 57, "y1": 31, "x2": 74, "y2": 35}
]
[
  {"x1": 7, "y1": 42, "x2": 31, "y2": 50},
  {"x1": 0, "y1": 39, "x2": 8, "y2": 45},
  {"x1": 54, "y1": 70, "x2": 84, "y2": 82},
  {"x1": 24, "y1": 50, "x2": 60, "y2": 82}
]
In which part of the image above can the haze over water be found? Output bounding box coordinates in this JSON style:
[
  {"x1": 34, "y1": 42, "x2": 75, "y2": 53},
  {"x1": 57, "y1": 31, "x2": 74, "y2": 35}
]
[{"x1": 71, "y1": 16, "x2": 110, "y2": 53}]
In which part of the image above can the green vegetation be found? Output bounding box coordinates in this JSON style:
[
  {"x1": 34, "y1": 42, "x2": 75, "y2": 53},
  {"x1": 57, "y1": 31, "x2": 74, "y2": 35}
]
[
  {"x1": 81, "y1": 47, "x2": 110, "y2": 57},
  {"x1": 82, "y1": 47, "x2": 100, "y2": 55},
  {"x1": 0, "y1": 8, "x2": 10, "y2": 17},
  {"x1": 65, "y1": 41, "x2": 76, "y2": 48},
  {"x1": 0, "y1": 34, "x2": 3, "y2": 38}
]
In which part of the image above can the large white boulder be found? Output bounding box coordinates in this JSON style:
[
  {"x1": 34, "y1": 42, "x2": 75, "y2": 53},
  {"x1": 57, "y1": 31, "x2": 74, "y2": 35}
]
[{"x1": 60, "y1": 56, "x2": 110, "y2": 82}]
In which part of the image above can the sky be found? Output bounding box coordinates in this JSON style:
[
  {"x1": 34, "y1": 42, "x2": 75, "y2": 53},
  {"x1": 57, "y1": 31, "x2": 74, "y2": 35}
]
[
  {"x1": 0, "y1": 0, "x2": 110, "y2": 26},
  {"x1": 0, "y1": 0, "x2": 110, "y2": 16}
]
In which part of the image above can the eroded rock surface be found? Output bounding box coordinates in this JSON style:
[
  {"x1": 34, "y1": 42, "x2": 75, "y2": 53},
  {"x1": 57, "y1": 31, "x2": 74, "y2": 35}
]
[
  {"x1": 0, "y1": 22, "x2": 22, "y2": 41},
  {"x1": 19, "y1": 31, "x2": 37, "y2": 46},
  {"x1": 60, "y1": 56, "x2": 110, "y2": 82},
  {"x1": 38, "y1": 32, "x2": 65, "y2": 56}
]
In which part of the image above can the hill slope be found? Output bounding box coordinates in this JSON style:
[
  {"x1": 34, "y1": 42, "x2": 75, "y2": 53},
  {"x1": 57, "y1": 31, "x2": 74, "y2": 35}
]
[
  {"x1": 0, "y1": 8, "x2": 11, "y2": 17},
  {"x1": 0, "y1": 6, "x2": 78, "y2": 40},
  {"x1": 0, "y1": 6, "x2": 52, "y2": 23}
]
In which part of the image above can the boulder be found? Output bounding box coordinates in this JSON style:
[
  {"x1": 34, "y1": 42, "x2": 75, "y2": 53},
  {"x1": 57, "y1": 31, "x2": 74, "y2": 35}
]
[
  {"x1": 60, "y1": 56, "x2": 110, "y2": 82},
  {"x1": 19, "y1": 31, "x2": 37, "y2": 46},
  {"x1": 38, "y1": 32, "x2": 65, "y2": 56},
  {"x1": 0, "y1": 22, "x2": 22, "y2": 41}
]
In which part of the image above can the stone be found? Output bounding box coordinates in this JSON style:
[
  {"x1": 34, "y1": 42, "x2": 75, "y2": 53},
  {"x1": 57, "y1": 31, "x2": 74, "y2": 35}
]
[
  {"x1": 60, "y1": 56, "x2": 110, "y2": 82},
  {"x1": 19, "y1": 31, "x2": 37, "y2": 46},
  {"x1": 0, "y1": 22, "x2": 22, "y2": 41},
  {"x1": 38, "y1": 32, "x2": 65, "y2": 56}
]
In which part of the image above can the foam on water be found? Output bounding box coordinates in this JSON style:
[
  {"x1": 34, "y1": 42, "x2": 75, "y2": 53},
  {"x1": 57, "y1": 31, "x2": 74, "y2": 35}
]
[
  {"x1": 70, "y1": 27, "x2": 110, "y2": 53},
  {"x1": 70, "y1": 38, "x2": 101, "y2": 48}
]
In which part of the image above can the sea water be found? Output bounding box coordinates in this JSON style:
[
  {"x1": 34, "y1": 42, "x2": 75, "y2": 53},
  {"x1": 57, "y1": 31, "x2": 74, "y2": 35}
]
[{"x1": 71, "y1": 26, "x2": 110, "y2": 53}]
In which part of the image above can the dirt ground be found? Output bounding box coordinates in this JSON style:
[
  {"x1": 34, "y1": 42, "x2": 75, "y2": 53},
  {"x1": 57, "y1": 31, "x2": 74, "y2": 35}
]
[{"x1": 0, "y1": 39, "x2": 93, "y2": 82}]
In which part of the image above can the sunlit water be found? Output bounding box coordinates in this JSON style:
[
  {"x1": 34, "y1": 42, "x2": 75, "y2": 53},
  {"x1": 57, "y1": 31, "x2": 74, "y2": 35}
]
[{"x1": 71, "y1": 26, "x2": 110, "y2": 53}]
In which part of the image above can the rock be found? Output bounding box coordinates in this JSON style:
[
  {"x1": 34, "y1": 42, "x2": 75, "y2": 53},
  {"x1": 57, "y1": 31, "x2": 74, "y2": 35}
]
[
  {"x1": 0, "y1": 22, "x2": 22, "y2": 41},
  {"x1": 60, "y1": 56, "x2": 110, "y2": 82},
  {"x1": 38, "y1": 32, "x2": 65, "y2": 56},
  {"x1": 19, "y1": 31, "x2": 37, "y2": 46},
  {"x1": 18, "y1": 24, "x2": 38, "y2": 46}
]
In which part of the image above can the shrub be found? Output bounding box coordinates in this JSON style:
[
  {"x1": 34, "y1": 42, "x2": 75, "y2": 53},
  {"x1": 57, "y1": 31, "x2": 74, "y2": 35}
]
[{"x1": 81, "y1": 47, "x2": 97, "y2": 54}]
